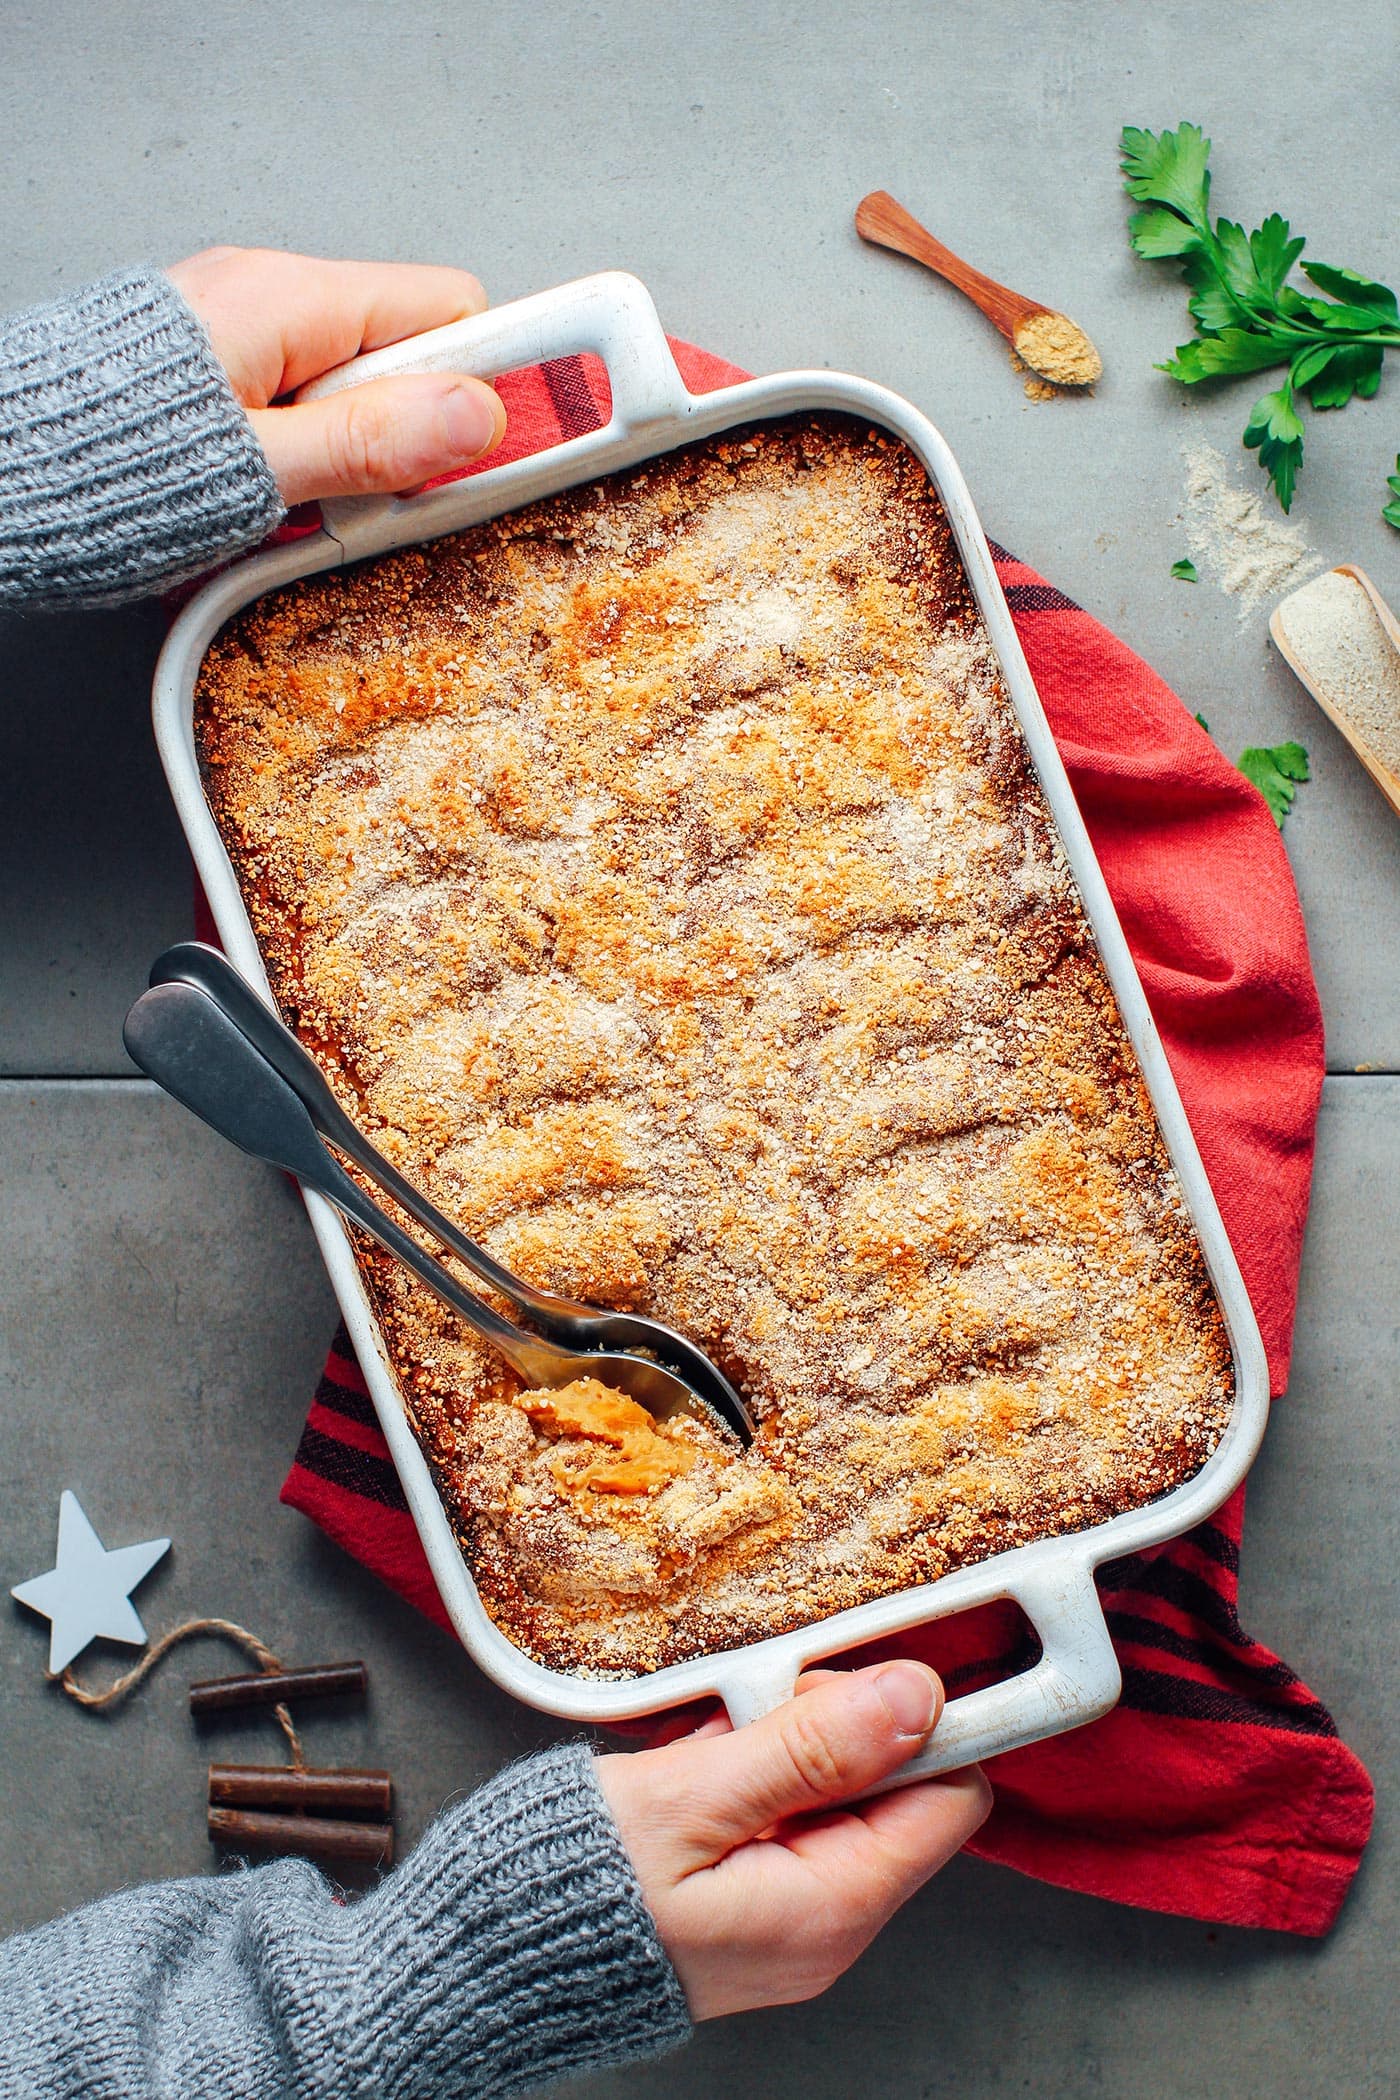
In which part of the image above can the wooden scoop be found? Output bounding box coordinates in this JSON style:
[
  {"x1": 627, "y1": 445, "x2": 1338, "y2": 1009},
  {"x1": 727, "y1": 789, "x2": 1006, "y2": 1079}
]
[
  {"x1": 1270, "y1": 564, "x2": 1400, "y2": 823},
  {"x1": 855, "y1": 190, "x2": 1102, "y2": 387}
]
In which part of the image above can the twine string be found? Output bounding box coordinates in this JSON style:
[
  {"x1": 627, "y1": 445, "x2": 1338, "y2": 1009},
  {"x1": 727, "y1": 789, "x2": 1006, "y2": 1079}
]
[{"x1": 59, "y1": 1617, "x2": 306, "y2": 1767}]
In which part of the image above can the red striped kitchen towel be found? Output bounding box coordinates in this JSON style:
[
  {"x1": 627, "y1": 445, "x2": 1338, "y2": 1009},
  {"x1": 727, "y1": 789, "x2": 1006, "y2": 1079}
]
[{"x1": 275, "y1": 339, "x2": 1374, "y2": 1936}]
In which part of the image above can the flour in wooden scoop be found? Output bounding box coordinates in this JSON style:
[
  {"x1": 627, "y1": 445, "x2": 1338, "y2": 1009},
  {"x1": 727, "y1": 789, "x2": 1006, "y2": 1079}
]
[{"x1": 1275, "y1": 569, "x2": 1400, "y2": 785}]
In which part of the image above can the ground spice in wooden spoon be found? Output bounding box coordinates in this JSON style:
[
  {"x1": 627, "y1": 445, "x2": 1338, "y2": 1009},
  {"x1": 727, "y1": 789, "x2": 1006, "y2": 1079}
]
[{"x1": 1013, "y1": 311, "x2": 1103, "y2": 387}]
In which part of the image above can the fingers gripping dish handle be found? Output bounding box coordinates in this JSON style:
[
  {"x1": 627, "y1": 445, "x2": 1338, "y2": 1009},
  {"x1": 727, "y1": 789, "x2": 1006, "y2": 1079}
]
[
  {"x1": 297, "y1": 272, "x2": 695, "y2": 552},
  {"x1": 716, "y1": 1562, "x2": 1122, "y2": 1786}
]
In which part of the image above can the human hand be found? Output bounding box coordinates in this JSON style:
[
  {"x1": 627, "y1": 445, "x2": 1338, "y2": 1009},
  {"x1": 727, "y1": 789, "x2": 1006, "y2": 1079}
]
[
  {"x1": 167, "y1": 247, "x2": 506, "y2": 506},
  {"x1": 595, "y1": 1661, "x2": 991, "y2": 2021}
]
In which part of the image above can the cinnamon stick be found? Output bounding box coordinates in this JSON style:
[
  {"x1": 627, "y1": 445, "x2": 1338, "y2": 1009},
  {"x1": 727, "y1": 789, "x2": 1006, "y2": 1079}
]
[
  {"x1": 189, "y1": 1662, "x2": 367, "y2": 1716},
  {"x1": 208, "y1": 1764, "x2": 392, "y2": 1819},
  {"x1": 208, "y1": 1806, "x2": 393, "y2": 1867}
]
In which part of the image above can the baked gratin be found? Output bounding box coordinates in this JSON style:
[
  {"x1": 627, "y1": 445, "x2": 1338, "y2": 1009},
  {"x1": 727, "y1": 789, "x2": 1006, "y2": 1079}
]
[{"x1": 196, "y1": 413, "x2": 1233, "y2": 1678}]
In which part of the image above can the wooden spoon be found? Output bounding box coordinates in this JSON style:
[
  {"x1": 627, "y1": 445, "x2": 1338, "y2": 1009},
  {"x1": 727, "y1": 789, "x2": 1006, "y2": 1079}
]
[{"x1": 854, "y1": 190, "x2": 1102, "y2": 387}]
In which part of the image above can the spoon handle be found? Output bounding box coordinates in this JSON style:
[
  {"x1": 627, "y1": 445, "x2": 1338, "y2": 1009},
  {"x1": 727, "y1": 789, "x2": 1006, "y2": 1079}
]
[
  {"x1": 123, "y1": 981, "x2": 564, "y2": 1386},
  {"x1": 854, "y1": 190, "x2": 1042, "y2": 339},
  {"x1": 149, "y1": 945, "x2": 593, "y2": 1326}
]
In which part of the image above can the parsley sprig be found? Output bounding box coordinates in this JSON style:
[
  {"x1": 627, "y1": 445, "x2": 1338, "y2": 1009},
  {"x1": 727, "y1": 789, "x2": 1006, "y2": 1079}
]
[
  {"x1": 1121, "y1": 124, "x2": 1400, "y2": 522},
  {"x1": 1237, "y1": 742, "x2": 1310, "y2": 826}
]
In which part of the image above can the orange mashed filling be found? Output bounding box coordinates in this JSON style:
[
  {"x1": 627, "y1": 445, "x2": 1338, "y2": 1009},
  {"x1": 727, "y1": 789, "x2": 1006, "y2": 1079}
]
[{"x1": 519, "y1": 1378, "x2": 701, "y2": 1496}]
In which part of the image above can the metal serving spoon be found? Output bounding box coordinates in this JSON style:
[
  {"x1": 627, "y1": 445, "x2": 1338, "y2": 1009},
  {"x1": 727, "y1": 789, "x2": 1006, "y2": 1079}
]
[
  {"x1": 148, "y1": 944, "x2": 752, "y2": 1441},
  {"x1": 125, "y1": 976, "x2": 751, "y2": 1443}
]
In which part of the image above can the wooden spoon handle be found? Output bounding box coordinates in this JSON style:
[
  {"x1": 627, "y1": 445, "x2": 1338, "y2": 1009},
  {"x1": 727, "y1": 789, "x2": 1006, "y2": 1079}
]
[{"x1": 855, "y1": 190, "x2": 1046, "y2": 340}]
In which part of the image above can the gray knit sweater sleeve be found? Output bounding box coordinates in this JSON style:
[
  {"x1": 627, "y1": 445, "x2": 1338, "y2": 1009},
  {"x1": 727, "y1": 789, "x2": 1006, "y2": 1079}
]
[
  {"x1": 0, "y1": 1743, "x2": 692, "y2": 2097},
  {"x1": 0, "y1": 265, "x2": 284, "y2": 607}
]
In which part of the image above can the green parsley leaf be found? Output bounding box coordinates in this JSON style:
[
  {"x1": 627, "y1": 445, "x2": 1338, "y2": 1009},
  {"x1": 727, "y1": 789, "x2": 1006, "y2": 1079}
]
[
  {"x1": 1243, "y1": 382, "x2": 1305, "y2": 510},
  {"x1": 1171, "y1": 558, "x2": 1199, "y2": 581},
  {"x1": 1384, "y1": 456, "x2": 1400, "y2": 532},
  {"x1": 1163, "y1": 329, "x2": 1299, "y2": 382},
  {"x1": 1296, "y1": 292, "x2": 1400, "y2": 335},
  {"x1": 1120, "y1": 123, "x2": 1213, "y2": 228},
  {"x1": 1186, "y1": 271, "x2": 1250, "y2": 334},
  {"x1": 1249, "y1": 215, "x2": 1307, "y2": 300},
  {"x1": 1348, "y1": 347, "x2": 1383, "y2": 400},
  {"x1": 1179, "y1": 232, "x2": 1254, "y2": 332},
  {"x1": 1195, "y1": 712, "x2": 1211, "y2": 732},
  {"x1": 1238, "y1": 742, "x2": 1310, "y2": 826},
  {"x1": 1300, "y1": 261, "x2": 1399, "y2": 321},
  {"x1": 1211, "y1": 219, "x2": 1277, "y2": 310},
  {"x1": 1123, "y1": 123, "x2": 1400, "y2": 511},
  {"x1": 1289, "y1": 341, "x2": 1341, "y2": 390},
  {"x1": 1302, "y1": 341, "x2": 1384, "y2": 410},
  {"x1": 1129, "y1": 207, "x2": 1202, "y2": 259}
]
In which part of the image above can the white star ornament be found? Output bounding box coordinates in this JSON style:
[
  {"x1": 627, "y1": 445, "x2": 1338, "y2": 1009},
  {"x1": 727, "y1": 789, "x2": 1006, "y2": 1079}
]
[{"x1": 11, "y1": 1491, "x2": 170, "y2": 1674}]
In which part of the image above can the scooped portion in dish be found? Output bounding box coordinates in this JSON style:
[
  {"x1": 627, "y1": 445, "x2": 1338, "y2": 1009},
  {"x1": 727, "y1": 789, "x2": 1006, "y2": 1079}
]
[{"x1": 194, "y1": 412, "x2": 1234, "y2": 1679}]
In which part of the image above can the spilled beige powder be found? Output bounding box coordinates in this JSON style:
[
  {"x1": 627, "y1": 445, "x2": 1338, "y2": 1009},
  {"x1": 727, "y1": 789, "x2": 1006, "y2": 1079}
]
[
  {"x1": 1181, "y1": 441, "x2": 1320, "y2": 617},
  {"x1": 1019, "y1": 361, "x2": 1060, "y2": 404},
  {"x1": 1007, "y1": 345, "x2": 1067, "y2": 403}
]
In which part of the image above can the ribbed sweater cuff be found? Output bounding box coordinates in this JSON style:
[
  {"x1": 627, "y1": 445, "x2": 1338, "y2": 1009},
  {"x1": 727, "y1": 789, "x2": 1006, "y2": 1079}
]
[
  {"x1": 329, "y1": 1744, "x2": 692, "y2": 2096},
  {"x1": 0, "y1": 264, "x2": 283, "y2": 608}
]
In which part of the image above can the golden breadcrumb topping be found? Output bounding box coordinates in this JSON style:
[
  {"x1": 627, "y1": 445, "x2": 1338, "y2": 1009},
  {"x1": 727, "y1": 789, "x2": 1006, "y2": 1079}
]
[{"x1": 195, "y1": 414, "x2": 1233, "y2": 1678}]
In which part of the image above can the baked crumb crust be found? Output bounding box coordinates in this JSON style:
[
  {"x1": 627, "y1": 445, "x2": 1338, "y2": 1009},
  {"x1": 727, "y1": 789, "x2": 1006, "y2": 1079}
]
[{"x1": 195, "y1": 413, "x2": 1233, "y2": 1679}]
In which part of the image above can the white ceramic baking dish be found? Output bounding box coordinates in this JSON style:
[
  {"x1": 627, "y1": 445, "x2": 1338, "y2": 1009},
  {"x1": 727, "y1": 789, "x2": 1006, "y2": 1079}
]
[{"x1": 152, "y1": 272, "x2": 1270, "y2": 1781}]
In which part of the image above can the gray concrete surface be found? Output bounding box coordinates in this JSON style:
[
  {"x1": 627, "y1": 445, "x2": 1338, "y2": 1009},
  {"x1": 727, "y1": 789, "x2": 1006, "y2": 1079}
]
[{"x1": 1, "y1": 4, "x2": 1396, "y2": 2095}]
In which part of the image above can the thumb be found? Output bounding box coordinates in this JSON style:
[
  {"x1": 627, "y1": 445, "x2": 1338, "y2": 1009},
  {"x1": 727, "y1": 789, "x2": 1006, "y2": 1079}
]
[
  {"x1": 668, "y1": 1662, "x2": 944, "y2": 1864},
  {"x1": 249, "y1": 371, "x2": 506, "y2": 506}
]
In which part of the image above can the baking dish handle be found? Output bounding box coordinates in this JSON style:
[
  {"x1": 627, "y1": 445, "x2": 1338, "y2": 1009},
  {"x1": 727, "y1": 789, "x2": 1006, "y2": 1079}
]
[
  {"x1": 869, "y1": 1564, "x2": 1121, "y2": 1786},
  {"x1": 297, "y1": 271, "x2": 695, "y2": 551},
  {"x1": 714, "y1": 1561, "x2": 1120, "y2": 1784}
]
